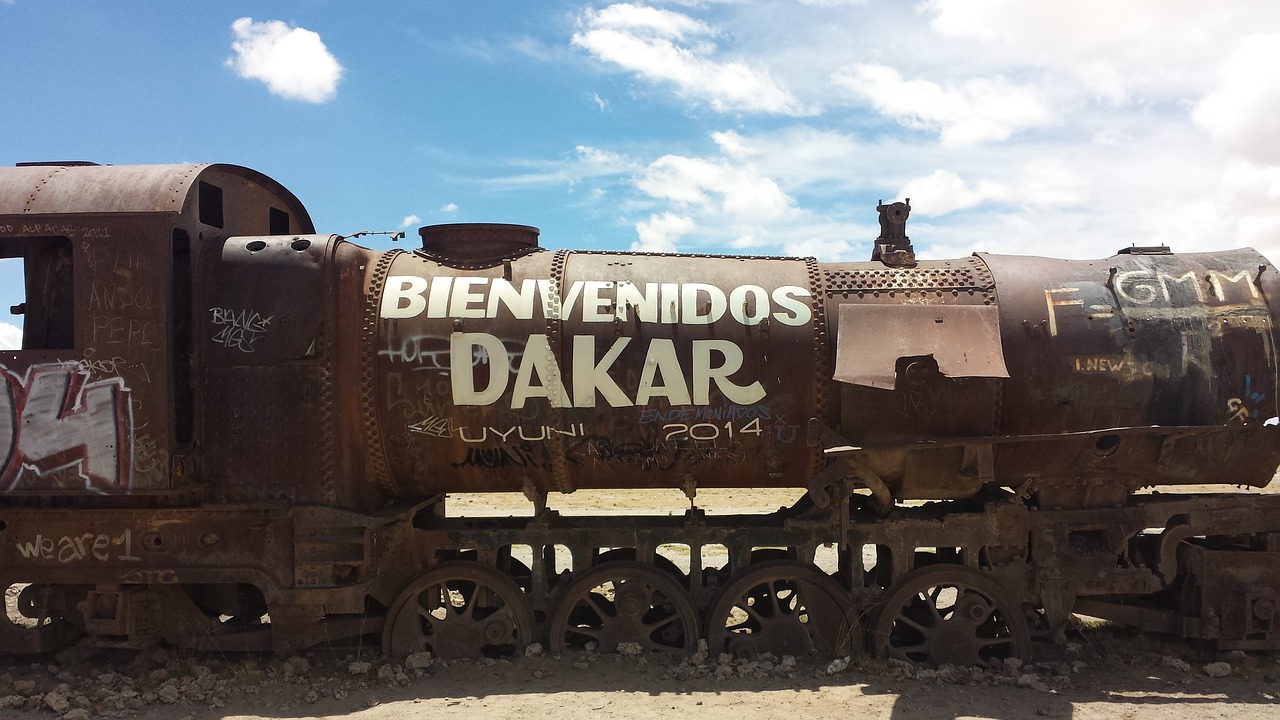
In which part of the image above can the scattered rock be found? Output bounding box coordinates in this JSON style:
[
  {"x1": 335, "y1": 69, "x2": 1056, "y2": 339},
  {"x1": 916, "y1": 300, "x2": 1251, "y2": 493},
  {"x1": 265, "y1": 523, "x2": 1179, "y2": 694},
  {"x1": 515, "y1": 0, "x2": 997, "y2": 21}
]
[
  {"x1": 405, "y1": 652, "x2": 433, "y2": 670},
  {"x1": 348, "y1": 661, "x2": 372, "y2": 675},
  {"x1": 43, "y1": 691, "x2": 70, "y2": 713},
  {"x1": 157, "y1": 684, "x2": 180, "y2": 704},
  {"x1": 617, "y1": 642, "x2": 643, "y2": 657},
  {"x1": 1161, "y1": 656, "x2": 1191, "y2": 673},
  {"x1": 689, "y1": 639, "x2": 709, "y2": 665},
  {"x1": 525, "y1": 643, "x2": 544, "y2": 658},
  {"x1": 1204, "y1": 662, "x2": 1232, "y2": 678}
]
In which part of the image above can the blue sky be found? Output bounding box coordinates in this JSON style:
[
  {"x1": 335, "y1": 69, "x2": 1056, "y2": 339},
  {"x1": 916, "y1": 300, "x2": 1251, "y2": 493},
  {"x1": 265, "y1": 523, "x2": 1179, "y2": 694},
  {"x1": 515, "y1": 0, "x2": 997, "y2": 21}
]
[{"x1": 5, "y1": 1, "x2": 1280, "y2": 348}]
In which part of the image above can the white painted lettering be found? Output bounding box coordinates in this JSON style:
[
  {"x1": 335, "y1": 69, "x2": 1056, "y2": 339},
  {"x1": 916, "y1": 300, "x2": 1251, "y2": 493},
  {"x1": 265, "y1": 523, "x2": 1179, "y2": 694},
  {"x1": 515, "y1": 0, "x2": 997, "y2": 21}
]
[
  {"x1": 692, "y1": 340, "x2": 766, "y2": 405},
  {"x1": 636, "y1": 339, "x2": 692, "y2": 405},
  {"x1": 450, "y1": 333, "x2": 509, "y2": 405},
  {"x1": 381, "y1": 276, "x2": 429, "y2": 319},
  {"x1": 770, "y1": 286, "x2": 812, "y2": 326},
  {"x1": 511, "y1": 334, "x2": 571, "y2": 409},
  {"x1": 449, "y1": 277, "x2": 489, "y2": 318},
  {"x1": 729, "y1": 285, "x2": 769, "y2": 325},
  {"x1": 487, "y1": 279, "x2": 538, "y2": 319},
  {"x1": 572, "y1": 336, "x2": 632, "y2": 407}
]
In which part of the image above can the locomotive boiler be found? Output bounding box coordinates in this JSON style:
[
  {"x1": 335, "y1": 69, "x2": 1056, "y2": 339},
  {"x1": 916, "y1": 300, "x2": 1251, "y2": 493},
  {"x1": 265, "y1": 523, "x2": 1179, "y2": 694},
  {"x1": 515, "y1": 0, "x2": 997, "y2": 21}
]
[{"x1": 1, "y1": 162, "x2": 1279, "y2": 667}]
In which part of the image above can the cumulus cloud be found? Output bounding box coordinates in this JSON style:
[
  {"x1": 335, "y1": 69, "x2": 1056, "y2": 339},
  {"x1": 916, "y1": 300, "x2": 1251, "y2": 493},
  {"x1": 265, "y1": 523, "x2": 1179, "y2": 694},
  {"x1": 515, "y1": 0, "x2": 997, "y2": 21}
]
[
  {"x1": 440, "y1": 203, "x2": 458, "y2": 213},
  {"x1": 898, "y1": 170, "x2": 1004, "y2": 216},
  {"x1": 1210, "y1": 161, "x2": 1280, "y2": 258},
  {"x1": 1192, "y1": 35, "x2": 1280, "y2": 166},
  {"x1": 631, "y1": 152, "x2": 803, "y2": 249},
  {"x1": 400, "y1": 215, "x2": 422, "y2": 228},
  {"x1": 0, "y1": 322, "x2": 21, "y2": 350},
  {"x1": 636, "y1": 154, "x2": 796, "y2": 225},
  {"x1": 573, "y1": 3, "x2": 810, "y2": 115},
  {"x1": 633, "y1": 212, "x2": 696, "y2": 253},
  {"x1": 226, "y1": 17, "x2": 343, "y2": 103},
  {"x1": 833, "y1": 63, "x2": 1053, "y2": 145}
]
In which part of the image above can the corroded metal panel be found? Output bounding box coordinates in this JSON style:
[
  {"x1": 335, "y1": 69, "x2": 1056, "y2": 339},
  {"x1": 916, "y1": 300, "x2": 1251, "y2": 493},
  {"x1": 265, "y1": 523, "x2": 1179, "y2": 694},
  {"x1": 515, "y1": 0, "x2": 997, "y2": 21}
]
[
  {"x1": 834, "y1": 303, "x2": 1008, "y2": 389},
  {"x1": 984, "y1": 249, "x2": 1278, "y2": 432},
  {"x1": 372, "y1": 240, "x2": 819, "y2": 494}
]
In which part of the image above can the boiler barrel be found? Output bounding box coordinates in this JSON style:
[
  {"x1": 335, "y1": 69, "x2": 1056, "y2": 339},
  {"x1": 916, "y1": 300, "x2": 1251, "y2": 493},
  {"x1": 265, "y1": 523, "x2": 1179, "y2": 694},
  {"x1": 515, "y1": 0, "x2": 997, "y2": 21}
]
[{"x1": 371, "y1": 246, "x2": 823, "y2": 496}]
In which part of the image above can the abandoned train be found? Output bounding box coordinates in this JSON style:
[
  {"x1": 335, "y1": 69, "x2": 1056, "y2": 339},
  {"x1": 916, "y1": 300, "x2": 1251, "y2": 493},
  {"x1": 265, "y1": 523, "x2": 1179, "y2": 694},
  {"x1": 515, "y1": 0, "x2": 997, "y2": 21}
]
[{"x1": 2, "y1": 162, "x2": 1279, "y2": 666}]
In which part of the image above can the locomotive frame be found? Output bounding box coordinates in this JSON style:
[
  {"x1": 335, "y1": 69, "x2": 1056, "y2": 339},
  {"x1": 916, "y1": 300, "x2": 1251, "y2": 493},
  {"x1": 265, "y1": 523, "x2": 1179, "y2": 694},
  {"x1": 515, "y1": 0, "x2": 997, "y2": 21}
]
[{"x1": 1, "y1": 162, "x2": 1278, "y2": 666}]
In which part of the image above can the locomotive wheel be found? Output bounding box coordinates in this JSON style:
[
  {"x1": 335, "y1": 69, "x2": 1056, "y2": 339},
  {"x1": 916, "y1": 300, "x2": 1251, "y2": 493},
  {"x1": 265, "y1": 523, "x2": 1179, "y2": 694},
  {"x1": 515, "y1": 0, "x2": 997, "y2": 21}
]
[
  {"x1": 873, "y1": 564, "x2": 1030, "y2": 668},
  {"x1": 457, "y1": 548, "x2": 536, "y2": 592},
  {"x1": 383, "y1": 561, "x2": 535, "y2": 661},
  {"x1": 549, "y1": 561, "x2": 698, "y2": 654},
  {"x1": 592, "y1": 548, "x2": 686, "y2": 581},
  {"x1": 706, "y1": 560, "x2": 856, "y2": 659}
]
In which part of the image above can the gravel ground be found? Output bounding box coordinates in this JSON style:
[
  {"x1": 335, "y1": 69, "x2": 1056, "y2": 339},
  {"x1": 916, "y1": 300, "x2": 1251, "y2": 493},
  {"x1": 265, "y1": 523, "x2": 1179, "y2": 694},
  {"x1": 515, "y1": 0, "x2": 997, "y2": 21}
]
[{"x1": 0, "y1": 625, "x2": 1276, "y2": 720}]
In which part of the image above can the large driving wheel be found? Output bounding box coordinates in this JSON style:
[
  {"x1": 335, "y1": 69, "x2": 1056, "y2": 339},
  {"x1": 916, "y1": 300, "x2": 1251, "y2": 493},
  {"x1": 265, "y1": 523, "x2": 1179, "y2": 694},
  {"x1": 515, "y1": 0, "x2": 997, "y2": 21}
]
[
  {"x1": 549, "y1": 561, "x2": 698, "y2": 654},
  {"x1": 873, "y1": 564, "x2": 1030, "y2": 667},
  {"x1": 707, "y1": 560, "x2": 856, "y2": 658},
  {"x1": 383, "y1": 561, "x2": 535, "y2": 660}
]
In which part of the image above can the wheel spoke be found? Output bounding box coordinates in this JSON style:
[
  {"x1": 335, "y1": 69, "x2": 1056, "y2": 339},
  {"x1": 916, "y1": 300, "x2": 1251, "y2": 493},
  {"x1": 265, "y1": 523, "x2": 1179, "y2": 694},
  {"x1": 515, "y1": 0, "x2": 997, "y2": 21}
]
[
  {"x1": 384, "y1": 562, "x2": 535, "y2": 662},
  {"x1": 708, "y1": 560, "x2": 854, "y2": 659},
  {"x1": 549, "y1": 561, "x2": 697, "y2": 655},
  {"x1": 645, "y1": 612, "x2": 680, "y2": 632},
  {"x1": 587, "y1": 592, "x2": 613, "y2": 618},
  {"x1": 874, "y1": 566, "x2": 1029, "y2": 668},
  {"x1": 926, "y1": 591, "x2": 945, "y2": 624},
  {"x1": 896, "y1": 613, "x2": 933, "y2": 636}
]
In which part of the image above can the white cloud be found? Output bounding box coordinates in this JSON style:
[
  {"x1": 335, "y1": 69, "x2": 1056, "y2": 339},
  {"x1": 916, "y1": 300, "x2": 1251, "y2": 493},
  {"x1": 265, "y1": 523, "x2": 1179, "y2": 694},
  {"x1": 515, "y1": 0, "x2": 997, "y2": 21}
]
[
  {"x1": 485, "y1": 3, "x2": 1280, "y2": 264},
  {"x1": 1192, "y1": 35, "x2": 1280, "y2": 166},
  {"x1": 400, "y1": 214, "x2": 422, "y2": 228},
  {"x1": 898, "y1": 170, "x2": 1004, "y2": 216},
  {"x1": 923, "y1": 0, "x2": 1264, "y2": 102},
  {"x1": 440, "y1": 203, "x2": 458, "y2": 213},
  {"x1": 573, "y1": 3, "x2": 810, "y2": 115},
  {"x1": 633, "y1": 212, "x2": 696, "y2": 253},
  {"x1": 832, "y1": 63, "x2": 1054, "y2": 145},
  {"x1": 487, "y1": 144, "x2": 641, "y2": 190},
  {"x1": 636, "y1": 154, "x2": 795, "y2": 225},
  {"x1": 226, "y1": 18, "x2": 343, "y2": 103},
  {"x1": 1014, "y1": 159, "x2": 1087, "y2": 209},
  {"x1": 590, "y1": 92, "x2": 609, "y2": 111},
  {"x1": 0, "y1": 322, "x2": 21, "y2": 350},
  {"x1": 1210, "y1": 161, "x2": 1280, "y2": 259}
]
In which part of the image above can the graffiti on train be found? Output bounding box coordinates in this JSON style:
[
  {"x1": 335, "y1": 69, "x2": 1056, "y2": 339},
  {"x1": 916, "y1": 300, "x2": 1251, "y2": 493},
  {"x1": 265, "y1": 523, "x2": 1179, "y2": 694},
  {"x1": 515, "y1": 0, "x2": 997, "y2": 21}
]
[{"x1": 0, "y1": 363, "x2": 134, "y2": 492}]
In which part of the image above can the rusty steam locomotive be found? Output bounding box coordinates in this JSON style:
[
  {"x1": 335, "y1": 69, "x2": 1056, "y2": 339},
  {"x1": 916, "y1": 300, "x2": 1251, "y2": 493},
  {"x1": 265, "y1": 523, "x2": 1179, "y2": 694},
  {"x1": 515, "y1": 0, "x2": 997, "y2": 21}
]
[{"x1": 2, "y1": 162, "x2": 1279, "y2": 666}]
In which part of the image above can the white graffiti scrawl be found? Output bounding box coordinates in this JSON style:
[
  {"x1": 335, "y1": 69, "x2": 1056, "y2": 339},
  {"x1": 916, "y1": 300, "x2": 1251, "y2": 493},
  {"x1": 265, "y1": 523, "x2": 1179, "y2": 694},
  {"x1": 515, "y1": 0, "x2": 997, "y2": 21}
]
[
  {"x1": 0, "y1": 363, "x2": 134, "y2": 492},
  {"x1": 210, "y1": 307, "x2": 272, "y2": 353}
]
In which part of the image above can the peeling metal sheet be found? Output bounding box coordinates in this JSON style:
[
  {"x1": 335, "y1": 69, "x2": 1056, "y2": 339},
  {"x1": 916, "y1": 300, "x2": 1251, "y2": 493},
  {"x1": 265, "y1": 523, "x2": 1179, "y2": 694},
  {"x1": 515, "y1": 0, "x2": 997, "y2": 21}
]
[{"x1": 834, "y1": 303, "x2": 1009, "y2": 388}]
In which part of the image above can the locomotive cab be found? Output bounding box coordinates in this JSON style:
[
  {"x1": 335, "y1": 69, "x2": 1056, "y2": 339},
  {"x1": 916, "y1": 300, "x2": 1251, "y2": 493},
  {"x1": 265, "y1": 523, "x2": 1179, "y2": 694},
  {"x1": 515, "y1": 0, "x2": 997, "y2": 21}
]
[{"x1": 0, "y1": 163, "x2": 312, "y2": 497}]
